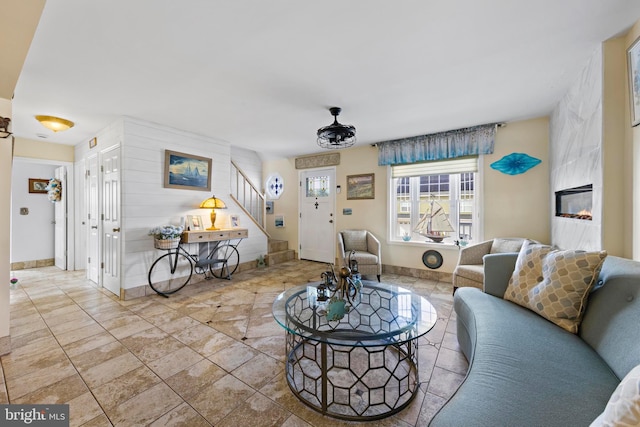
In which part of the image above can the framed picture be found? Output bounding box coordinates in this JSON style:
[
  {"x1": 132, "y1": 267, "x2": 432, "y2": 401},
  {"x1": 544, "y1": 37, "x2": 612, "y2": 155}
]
[
  {"x1": 275, "y1": 214, "x2": 285, "y2": 228},
  {"x1": 266, "y1": 201, "x2": 274, "y2": 215},
  {"x1": 346, "y1": 173, "x2": 375, "y2": 200},
  {"x1": 230, "y1": 215, "x2": 240, "y2": 228},
  {"x1": 628, "y1": 35, "x2": 640, "y2": 126},
  {"x1": 89, "y1": 137, "x2": 97, "y2": 149},
  {"x1": 164, "y1": 150, "x2": 212, "y2": 191},
  {"x1": 28, "y1": 178, "x2": 49, "y2": 194},
  {"x1": 186, "y1": 215, "x2": 204, "y2": 231}
]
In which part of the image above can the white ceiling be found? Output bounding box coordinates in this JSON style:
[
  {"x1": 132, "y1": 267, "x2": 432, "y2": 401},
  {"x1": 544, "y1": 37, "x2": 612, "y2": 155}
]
[{"x1": 11, "y1": 0, "x2": 640, "y2": 159}]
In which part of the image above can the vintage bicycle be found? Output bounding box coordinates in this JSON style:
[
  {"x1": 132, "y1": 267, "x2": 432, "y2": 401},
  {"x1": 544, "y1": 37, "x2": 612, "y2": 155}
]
[{"x1": 148, "y1": 235, "x2": 242, "y2": 296}]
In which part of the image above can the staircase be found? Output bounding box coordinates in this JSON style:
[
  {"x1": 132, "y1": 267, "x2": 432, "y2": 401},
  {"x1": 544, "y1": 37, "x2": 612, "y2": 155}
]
[
  {"x1": 266, "y1": 239, "x2": 296, "y2": 266},
  {"x1": 230, "y1": 160, "x2": 268, "y2": 236},
  {"x1": 230, "y1": 160, "x2": 295, "y2": 266}
]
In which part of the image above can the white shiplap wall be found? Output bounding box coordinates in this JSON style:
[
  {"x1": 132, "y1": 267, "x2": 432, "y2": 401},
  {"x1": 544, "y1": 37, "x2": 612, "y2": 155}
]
[
  {"x1": 120, "y1": 117, "x2": 267, "y2": 291},
  {"x1": 74, "y1": 117, "x2": 268, "y2": 294}
]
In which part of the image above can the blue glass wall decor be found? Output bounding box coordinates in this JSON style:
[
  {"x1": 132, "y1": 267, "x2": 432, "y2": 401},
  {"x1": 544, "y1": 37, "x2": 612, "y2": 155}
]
[{"x1": 490, "y1": 152, "x2": 541, "y2": 175}]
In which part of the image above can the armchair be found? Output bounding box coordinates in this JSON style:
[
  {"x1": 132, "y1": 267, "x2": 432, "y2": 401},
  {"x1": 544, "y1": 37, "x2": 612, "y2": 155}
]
[
  {"x1": 452, "y1": 237, "x2": 526, "y2": 294},
  {"x1": 337, "y1": 230, "x2": 381, "y2": 281}
]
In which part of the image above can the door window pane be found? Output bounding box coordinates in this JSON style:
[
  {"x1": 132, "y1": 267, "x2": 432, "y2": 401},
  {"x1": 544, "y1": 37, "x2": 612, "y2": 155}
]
[{"x1": 306, "y1": 176, "x2": 330, "y2": 197}]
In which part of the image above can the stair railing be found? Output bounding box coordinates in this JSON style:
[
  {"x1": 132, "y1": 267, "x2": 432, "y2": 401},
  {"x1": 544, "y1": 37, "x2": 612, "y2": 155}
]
[{"x1": 230, "y1": 160, "x2": 269, "y2": 238}]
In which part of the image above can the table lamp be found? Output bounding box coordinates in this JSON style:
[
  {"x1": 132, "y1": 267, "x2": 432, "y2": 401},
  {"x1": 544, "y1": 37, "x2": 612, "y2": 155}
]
[{"x1": 199, "y1": 195, "x2": 227, "y2": 230}]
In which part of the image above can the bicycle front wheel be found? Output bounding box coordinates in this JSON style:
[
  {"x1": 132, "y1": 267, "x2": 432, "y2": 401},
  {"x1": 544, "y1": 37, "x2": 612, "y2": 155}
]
[
  {"x1": 148, "y1": 252, "x2": 193, "y2": 295},
  {"x1": 209, "y1": 244, "x2": 240, "y2": 279}
]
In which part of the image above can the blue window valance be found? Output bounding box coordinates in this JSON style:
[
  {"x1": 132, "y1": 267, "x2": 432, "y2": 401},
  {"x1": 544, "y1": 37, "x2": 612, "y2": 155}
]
[{"x1": 377, "y1": 123, "x2": 498, "y2": 166}]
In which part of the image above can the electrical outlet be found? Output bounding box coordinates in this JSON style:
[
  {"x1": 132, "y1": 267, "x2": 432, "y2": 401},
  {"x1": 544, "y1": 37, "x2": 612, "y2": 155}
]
[{"x1": 20, "y1": 207, "x2": 29, "y2": 215}]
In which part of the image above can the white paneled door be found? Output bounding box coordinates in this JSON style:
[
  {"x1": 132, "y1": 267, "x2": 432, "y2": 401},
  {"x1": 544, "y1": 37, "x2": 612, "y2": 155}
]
[
  {"x1": 87, "y1": 154, "x2": 100, "y2": 284},
  {"x1": 54, "y1": 167, "x2": 67, "y2": 270},
  {"x1": 299, "y1": 168, "x2": 336, "y2": 263},
  {"x1": 101, "y1": 146, "x2": 121, "y2": 296}
]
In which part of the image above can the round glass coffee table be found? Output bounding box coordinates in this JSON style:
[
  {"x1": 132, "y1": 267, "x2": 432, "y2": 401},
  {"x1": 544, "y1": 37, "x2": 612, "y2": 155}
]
[{"x1": 272, "y1": 281, "x2": 437, "y2": 421}]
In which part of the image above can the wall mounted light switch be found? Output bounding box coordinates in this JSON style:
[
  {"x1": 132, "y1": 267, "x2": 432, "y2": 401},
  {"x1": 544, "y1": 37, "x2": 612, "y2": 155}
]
[{"x1": 20, "y1": 207, "x2": 29, "y2": 215}]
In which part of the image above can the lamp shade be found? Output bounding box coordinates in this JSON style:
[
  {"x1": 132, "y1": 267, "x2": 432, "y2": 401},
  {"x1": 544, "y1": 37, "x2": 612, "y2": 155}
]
[
  {"x1": 35, "y1": 115, "x2": 74, "y2": 132},
  {"x1": 199, "y1": 195, "x2": 227, "y2": 209}
]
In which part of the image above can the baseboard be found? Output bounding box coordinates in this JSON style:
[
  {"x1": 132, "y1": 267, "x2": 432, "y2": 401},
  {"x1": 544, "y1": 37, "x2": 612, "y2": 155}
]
[
  {"x1": 121, "y1": 259, "x2": 257, "y2": 300},
  {"x1": 0, "y1": 335, "x2": 10, "y2": 356},
  {"x1": 11, "y1": 259, "x2": 55, "y2": 270},
  {"x1": 383, "y1": 264, "x2": 453, "y2": 283}
]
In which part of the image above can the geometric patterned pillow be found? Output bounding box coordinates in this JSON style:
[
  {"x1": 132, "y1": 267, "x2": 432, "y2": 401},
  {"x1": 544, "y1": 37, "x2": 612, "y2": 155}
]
[
  {"x1": 590, "y1": 364, "x2": 640, "y2": 427},
  {"x1": 341, "y1": 230, "x2": 368, "y2": 252},
  {"x1": 504, "y1": 241, "x2": 607, "y2": 334}
]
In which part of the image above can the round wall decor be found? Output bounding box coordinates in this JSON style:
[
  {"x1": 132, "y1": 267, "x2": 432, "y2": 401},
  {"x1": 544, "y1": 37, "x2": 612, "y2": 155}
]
[
  {"x1": 422, "y1": 250, "x2": 443, "y2": 269},
  {"x1": 265, "y1": 173, "x2": 284, "y2": 199}
]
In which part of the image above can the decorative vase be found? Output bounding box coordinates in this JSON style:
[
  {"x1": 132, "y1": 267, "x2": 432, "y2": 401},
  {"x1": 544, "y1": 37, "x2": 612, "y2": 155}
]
[{"x1": 154, "y1": 237, "x2": 180, "y2": 250}]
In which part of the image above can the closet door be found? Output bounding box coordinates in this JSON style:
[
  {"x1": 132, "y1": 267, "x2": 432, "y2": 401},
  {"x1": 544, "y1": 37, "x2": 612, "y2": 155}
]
[
  {"x1": 54, "y1": 166, "x2": 67, "y2": 270},
  {"x1": 87, "y1": 155, "x2": 100, "y2": 284},
  {"x1": 101, "y1": 146, "x2": 121, "y2": 296}
]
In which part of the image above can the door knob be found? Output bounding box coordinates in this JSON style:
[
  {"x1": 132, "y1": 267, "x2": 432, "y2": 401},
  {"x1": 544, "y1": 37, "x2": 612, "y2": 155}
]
[
  {"x1": 91, "y1": 226, "x2": 98, "y2": 229},
  {"x1": 113, "y1": 227, "x2": 120, "y2": 232},
  {"x1": 329, "y1": 220, "x2": 333, "y2": 223}
]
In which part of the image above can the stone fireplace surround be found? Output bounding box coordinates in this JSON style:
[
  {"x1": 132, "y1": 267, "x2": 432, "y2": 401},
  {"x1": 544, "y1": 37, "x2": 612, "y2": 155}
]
[
  {"x1": 550, "y1": 37, "x2": 626, "y2": 255},
  {"x1": 550, "y1": 45, "x2": 603, "y2": 251}
]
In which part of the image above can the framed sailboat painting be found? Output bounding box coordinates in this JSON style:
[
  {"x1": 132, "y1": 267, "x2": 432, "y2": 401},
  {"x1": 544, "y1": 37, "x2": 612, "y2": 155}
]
[{"x1": 164, "y1": 150, "x2": 212, "y2": 191}]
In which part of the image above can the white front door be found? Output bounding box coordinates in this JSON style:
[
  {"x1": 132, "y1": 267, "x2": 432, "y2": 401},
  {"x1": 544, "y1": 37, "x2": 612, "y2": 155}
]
[
  {"x1": 87, "y1": 155, "x2": 100, "y2": 284},
  {"x1": 299, "y1": 168, "x2": 336, "y2": 263},
  {"x1": 54, "y1": 167, "x2": 67, "y2": 270},
  {"x1": 101, "y1": 146, "x2": 121, "y2": 296}
]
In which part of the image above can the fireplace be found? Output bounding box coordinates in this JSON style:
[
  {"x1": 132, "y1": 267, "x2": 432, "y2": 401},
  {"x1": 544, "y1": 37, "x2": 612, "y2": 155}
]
[{"x1": 555, "y1": 184, "x2": 592, "y2": 220}]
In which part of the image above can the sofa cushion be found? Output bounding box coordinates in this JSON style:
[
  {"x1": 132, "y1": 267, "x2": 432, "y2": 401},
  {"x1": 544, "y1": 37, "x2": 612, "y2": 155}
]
[
  {"x1": 504, "y1": 241, "x2": 607, "y2": 333},
  {"x1": 454, "y1": 264, "x2": 484, "y2": 283},
  {"x1": 489, "y1": 237, "x2": 524, "y2": 254},
  {"x1": 341, "y1": 230, "x2": 368, "y2": 252},
  {"x1": 590, "y1": 364, "x2": 640, "y2": 427},
  {"x1": 429, "y1": 287, "x2": 619, "y2": 427},
  {"x1": 348, "y1": 251, "x2": 378, "y2": 265},
  {"x1": 580, "y1": 256, "x2": 640, "y2": 380}
]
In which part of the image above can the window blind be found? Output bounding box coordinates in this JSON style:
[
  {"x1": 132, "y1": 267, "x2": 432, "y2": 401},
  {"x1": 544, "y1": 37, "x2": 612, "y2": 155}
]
[{"x1": 391, "y1": 156, "x2": 478, "y2": 178}]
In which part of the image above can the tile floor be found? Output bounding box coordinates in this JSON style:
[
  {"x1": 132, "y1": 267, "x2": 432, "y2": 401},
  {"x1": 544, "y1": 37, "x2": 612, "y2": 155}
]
[{"x1": 1, "y1": 260, "x2": 468, "y2": 426}]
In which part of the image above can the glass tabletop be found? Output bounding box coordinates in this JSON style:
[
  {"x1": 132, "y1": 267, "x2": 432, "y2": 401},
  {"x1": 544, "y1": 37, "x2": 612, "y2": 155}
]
[{"x1": 272, "y1": 281, "x2": 438, "y2": 347}]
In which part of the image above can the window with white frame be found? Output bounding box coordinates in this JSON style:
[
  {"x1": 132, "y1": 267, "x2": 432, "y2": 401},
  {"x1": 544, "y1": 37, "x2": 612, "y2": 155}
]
[{"x1": 390, "y1": 157, "x2": 480, "y2": 244}]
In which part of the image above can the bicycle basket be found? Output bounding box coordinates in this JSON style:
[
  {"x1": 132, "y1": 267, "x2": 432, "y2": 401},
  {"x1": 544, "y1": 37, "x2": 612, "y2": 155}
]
[{"x1": 154, "y1": 238, "x2": 180, "y2": 250}]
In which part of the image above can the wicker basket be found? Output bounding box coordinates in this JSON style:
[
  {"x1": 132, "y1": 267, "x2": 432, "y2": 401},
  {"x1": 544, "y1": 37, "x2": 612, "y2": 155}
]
[{"x1": 154, "y1": 237, "x2": 180, "y2": 250}]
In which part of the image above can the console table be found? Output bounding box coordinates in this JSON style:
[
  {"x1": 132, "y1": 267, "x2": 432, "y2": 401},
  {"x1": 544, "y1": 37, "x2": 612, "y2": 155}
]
[{"x1": 272, "y1": 281, "x2": 437, "y2": 420}]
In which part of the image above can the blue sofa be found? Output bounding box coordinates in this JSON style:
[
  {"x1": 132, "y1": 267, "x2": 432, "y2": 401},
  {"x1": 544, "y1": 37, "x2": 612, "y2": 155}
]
[{"x1": 430, "y1": 254, "x2": 640, "y2": 426}]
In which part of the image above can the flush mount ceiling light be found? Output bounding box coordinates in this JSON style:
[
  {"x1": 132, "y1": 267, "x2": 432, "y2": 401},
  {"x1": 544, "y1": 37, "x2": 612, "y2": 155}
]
[
  {"x1": 317, "y1": 107, "x2": 356, "y2": 149},
  {"x1": 35, "y1": 115, "x2": 74, "y2": 132}
]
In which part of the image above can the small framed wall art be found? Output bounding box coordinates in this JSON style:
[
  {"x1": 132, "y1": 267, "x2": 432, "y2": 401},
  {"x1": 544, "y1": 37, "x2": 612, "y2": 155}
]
[
  {"x1": 346, "y1": 173, "x2": 375, "y2": 200},
  {"x1": 230, "y1": 215, "x2": 240, "y2": 228},
  {"x1": 28, "y1": 178, "x2": 49, "y2": 194}
]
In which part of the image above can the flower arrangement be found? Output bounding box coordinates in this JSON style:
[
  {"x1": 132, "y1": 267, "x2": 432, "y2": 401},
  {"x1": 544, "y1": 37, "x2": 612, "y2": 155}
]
[
  {"x1": 45, "y1": 178, "x2": 62, "y2": 203},
  {"x1": 9, "y1": 277, "x2": 18, "y2": 290},
  {"x1": 148, "y1": 225, "x2": 184, "y2": 240}
]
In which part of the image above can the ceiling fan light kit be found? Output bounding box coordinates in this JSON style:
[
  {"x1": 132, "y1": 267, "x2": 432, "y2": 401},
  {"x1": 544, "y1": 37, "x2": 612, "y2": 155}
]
[{"x1": 317, "y1": 107, "x2": 356, "y2": 149}]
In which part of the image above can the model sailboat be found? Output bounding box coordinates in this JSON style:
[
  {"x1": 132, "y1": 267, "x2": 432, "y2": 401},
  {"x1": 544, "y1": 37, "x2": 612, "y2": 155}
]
[{"x1": 414, "y1": 199, "x2": 454, "y2": 243}]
